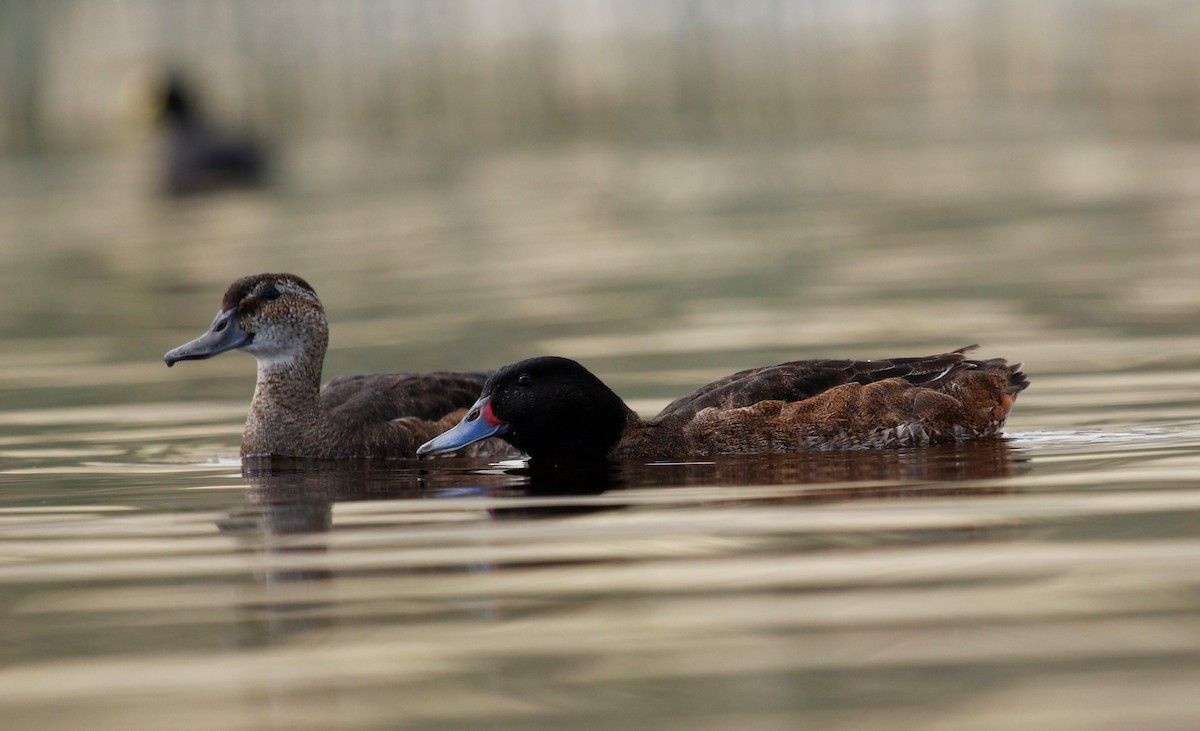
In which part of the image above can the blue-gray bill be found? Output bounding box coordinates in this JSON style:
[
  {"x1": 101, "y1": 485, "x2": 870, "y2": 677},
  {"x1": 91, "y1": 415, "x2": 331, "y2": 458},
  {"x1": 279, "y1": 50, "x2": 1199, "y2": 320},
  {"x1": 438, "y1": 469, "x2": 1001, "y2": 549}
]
[
  {"x1": 163, "y1": 308, "x2": 252, "y2": 366},
  {"x1": 417, "y1": 396, "x2": 509, "y2": 457}
]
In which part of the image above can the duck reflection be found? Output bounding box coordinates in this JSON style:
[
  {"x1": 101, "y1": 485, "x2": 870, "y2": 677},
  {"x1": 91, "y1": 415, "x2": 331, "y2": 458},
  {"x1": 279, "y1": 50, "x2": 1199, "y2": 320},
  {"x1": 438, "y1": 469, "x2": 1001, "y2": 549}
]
[
  {"x1": 223, "y1": 458, "x2": 525, "y2": 645},
  {"x1": 231, "y1": 439, "x2": 1023, "y2": 539},
  {"x1": 618, "y1": 439, "x2": 1024, "y2": 497},
  {"x1": 221, "y1": 441, "x2": 1023, "y2": 646}
]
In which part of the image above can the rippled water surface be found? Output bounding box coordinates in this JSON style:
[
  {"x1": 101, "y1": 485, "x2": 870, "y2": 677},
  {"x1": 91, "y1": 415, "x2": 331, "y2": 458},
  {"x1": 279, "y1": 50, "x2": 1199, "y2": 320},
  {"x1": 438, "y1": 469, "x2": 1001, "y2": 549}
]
[{"x1": 3, "y1": 141, "x2": 1200, "y2": 730}]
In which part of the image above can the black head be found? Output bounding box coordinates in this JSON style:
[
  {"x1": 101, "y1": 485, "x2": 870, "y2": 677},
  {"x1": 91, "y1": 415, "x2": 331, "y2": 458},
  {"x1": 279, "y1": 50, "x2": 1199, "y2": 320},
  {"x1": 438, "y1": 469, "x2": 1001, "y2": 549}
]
[
  {"x1": 160, "y1": 72, "x2": 198, "y2": 125},
  {"x1": 418, "y1": 357, "x2": 632, "y2": 461}
]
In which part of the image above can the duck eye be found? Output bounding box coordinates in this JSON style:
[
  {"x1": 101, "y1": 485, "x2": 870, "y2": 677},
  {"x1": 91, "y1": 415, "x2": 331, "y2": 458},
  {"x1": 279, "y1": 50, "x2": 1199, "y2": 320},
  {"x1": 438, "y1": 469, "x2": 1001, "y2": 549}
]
[
  {"x1": 261, "y1": 286, "x2": 281, "y2": 301},
  {"x1": 516, "y1": 373, "x2": 533, "y2": 388}
]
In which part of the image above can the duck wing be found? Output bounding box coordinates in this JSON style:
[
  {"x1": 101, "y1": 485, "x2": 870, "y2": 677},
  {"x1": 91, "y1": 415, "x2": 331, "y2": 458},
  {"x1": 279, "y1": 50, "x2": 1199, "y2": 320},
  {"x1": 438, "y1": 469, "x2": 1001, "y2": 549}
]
[
  {"x1": 321, "y1": 371, "x2": 490, "y2": 423},
  {"x1": 655, "y1": 347, "x2": 979, "y2": 422}
]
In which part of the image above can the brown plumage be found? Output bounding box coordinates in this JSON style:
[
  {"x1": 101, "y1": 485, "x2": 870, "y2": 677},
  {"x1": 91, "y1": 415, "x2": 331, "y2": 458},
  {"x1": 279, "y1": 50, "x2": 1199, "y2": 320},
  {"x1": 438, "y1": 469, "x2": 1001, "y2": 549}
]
[
  {"x1": 164, "y1": 273, "x2": 508, "y2": 459},
  {"x1": 417, "y1": 348, "x2": 1029, "y2": 461}
]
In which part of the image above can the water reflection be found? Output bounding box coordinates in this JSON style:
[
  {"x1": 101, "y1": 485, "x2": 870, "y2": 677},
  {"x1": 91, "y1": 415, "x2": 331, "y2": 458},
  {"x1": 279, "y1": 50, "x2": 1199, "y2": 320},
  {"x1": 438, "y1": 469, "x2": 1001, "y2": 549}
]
[
  {"x1": 226, "y1": 458, "x2": 519, "y2": 644},
  {"x1": 220, "y1": 440, "x2": 1030, "y2": 594},
  {"x1": 6, "y1": 67, "x2": 1200, "y2": 723},
  {"x1": 235, "y1": 439, "x2": 1024, "y2": 538},
  {"x1": 615, "y1": 439, "x2": 1023, "y2": 494},
  {"x1": 230, "y1": 441, "x2": 1025, "y2": 570},
  {"x1": 224, "y1": 441, "x2": 1024, "y2": 647}
]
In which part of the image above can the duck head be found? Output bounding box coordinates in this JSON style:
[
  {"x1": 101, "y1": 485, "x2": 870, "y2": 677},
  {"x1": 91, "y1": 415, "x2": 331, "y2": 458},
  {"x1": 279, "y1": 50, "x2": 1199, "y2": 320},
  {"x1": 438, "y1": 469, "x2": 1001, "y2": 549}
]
[
  {"x1": 164, "y1": 273, "x2": 327, "y2": 368},
  {"x1": 157, "y1": 72, "x2": 203, "y2": 129},
  {"x1": 418, "y1": 356, "x2": 631, "y2": 461}
]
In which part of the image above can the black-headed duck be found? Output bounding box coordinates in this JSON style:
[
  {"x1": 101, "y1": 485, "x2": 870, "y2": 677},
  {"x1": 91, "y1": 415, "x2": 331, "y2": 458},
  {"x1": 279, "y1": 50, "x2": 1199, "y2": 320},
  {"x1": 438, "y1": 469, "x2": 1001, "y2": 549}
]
[
  {"x1": 158, "y1": 73, "x2": 268, "y2": 195},
  {"x1": 164, "y1": 273, "x2": 505, "y2": 459},
  {"x1": 417, "y1": 347, "x2": 1029, "y2": 461}
]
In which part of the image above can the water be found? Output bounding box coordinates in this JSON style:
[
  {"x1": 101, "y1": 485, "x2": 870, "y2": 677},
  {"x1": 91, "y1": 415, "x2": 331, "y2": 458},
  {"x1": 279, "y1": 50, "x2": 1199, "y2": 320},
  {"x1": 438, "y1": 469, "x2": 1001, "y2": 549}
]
[{"x1": 3, "y1": 139, "x2": 1200, "y2": 730}]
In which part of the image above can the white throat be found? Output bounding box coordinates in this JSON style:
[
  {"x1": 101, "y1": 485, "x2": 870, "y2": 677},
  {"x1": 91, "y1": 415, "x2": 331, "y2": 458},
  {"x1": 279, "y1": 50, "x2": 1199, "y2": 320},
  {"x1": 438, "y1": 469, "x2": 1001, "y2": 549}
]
[{"x1": 254, "y1": 352, "x2": 302, "y2": 371}]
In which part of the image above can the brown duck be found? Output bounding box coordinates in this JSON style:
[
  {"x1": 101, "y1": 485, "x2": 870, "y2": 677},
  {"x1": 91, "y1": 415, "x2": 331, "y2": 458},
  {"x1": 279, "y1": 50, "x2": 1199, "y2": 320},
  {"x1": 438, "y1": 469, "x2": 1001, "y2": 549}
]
[
  {"x1": 417, "y1": 348, "x2": 1029, "y2": 461},
  {"x1": 164, "y1": 273, "x2": 504, "y2": 459}
]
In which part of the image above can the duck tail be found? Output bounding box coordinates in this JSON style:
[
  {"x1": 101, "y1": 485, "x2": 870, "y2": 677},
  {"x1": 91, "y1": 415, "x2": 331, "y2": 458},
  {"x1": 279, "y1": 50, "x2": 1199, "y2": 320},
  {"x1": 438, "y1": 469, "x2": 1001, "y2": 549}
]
[
  {"x1": 969, "y1": 356, "x2": 1030, "y2": 396},
  {"x1": 1002, "y1": 362, "x2": 1030, "y2": 395}
]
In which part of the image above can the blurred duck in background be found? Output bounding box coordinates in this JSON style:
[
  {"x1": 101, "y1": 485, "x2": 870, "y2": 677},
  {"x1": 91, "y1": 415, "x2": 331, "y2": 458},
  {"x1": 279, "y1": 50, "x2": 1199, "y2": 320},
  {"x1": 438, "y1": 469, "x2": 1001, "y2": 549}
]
[{"x1": 155, "y1": 71, "x2": 269, "y2": 195}]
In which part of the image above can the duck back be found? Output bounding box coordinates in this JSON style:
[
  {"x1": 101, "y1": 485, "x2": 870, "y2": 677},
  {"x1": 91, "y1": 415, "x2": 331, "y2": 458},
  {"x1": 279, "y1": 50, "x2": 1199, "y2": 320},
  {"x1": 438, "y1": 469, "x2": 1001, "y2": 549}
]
[
  {"x1": 656, "y1": 349, "x2": 973, "y2": 423},
  {"x1": 623, "y1": 347, "x2": 1028, "y2": 457},
  {"x1": 321, "y1": 371, "x2": 490, "y2": 422}
]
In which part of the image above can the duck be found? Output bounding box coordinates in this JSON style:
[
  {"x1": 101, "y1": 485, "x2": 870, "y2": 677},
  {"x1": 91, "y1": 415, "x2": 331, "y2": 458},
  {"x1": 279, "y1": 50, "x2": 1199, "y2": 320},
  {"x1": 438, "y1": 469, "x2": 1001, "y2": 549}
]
[
  {"x1": 164, "y1": 273, "x2": 506, "y2": 460},
  {"x1": 157, "y1": 72, "x2": 269, "y2": 195},
  {"x1": 417, "y1": 348, "x2": 1029, "y2": 461}
]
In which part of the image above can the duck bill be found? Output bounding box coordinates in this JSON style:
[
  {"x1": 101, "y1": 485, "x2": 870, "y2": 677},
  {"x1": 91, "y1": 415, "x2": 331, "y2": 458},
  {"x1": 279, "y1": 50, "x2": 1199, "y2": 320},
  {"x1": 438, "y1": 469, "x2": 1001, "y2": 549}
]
[
  {"x1": 417, "y1": 396, "x2": 509, "y2": 457},
  {"x1": 163, "y1": 308, "x2": 252, "y2": 366}
]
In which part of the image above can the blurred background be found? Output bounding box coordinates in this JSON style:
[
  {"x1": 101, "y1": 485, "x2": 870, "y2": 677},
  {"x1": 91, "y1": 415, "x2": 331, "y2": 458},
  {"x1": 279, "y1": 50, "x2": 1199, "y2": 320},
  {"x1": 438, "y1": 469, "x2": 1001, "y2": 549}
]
[
  {"x1": 6, "y1": 1, "x2": 1200, "y2": 151},
  {"x1": 5, "y1": 4, "x2": 1200, "y2": 730},
  {"x1": 3, "y1": 0, "x2": 1199, "y2": 419}
]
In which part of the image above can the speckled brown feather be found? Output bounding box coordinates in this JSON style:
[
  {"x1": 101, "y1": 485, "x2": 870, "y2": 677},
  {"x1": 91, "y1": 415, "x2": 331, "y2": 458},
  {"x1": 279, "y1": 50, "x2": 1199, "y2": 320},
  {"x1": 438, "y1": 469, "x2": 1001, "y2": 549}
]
[
  {"x1": 657, "y1": 347, "x2": 977, "y2": 422},
  {"x1": 430, "y1": 349, "x2": 1030, "y2": 461},
  {"x1": 173, "y1": 273, "x2": 509, "y2": 460},
  {"x1": 613, "y1": 351, "x2": 1028, "y2": 458},
  {"x1": 243, "y1": 366, "x2": 502, "y2": 459}
]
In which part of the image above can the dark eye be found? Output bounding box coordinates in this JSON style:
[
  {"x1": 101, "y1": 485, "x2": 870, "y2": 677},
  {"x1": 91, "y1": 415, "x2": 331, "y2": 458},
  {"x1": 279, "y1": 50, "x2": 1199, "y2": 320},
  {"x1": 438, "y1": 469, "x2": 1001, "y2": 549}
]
[
  {"x1": 261, "y1": 286, "x2": 281, "y2": 301},
  {"x1": 516, "y1": 373, "x2": 533, "y2": 388}
]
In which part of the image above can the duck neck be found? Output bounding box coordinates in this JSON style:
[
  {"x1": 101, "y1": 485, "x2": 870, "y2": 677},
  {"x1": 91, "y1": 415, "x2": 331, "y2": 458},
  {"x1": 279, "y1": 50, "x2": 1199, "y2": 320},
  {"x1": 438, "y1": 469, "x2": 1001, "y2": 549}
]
[
  {"x1": 579, "y1": 401, "x2": 643, "y2": 461},
  {"x1": 244, "y1": 347, "x2": 326, "y2": 456},
  {"x1": 605, "y1": 408, "x2": 671, "y2": 460}
]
